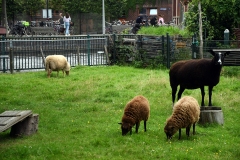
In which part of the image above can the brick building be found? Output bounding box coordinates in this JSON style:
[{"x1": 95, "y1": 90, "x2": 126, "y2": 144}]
[{"x1": 126, "y1": 0, "x2": 189, "y2": 25}]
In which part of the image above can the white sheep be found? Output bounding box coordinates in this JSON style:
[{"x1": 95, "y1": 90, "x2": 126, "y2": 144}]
[
  {"x1": 119, "y1": 95, "x2": 150, "y2": 135},
  {"x1": 164, "y1": 96, "x2": 200, "y2": 140},
  {"x1": 45, "y1": 55, "x2": 71, "y2": 78}
]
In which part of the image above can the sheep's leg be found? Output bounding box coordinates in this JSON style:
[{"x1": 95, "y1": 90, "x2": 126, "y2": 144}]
[
  {"x1": 200, "y1": 86, "x2": 205, "y2": 106},
  {"x1": 186, "y1": 124, "x2": 191, "y2": 137},
  {"x1": 130, "y1": 128, "x2": 132, "y2": 135},
  {"x1": 48, "y1": 69, "x2": 52, "y2": 78},
  {"x1": 135, "y1": 122, "x2": 140, "y2": 133},
  {"x1": 171, "y1": 86, "x2": 177, "y2": 105},
  {"x1": 178, "y1": 129, "x2": 181, "y2": 140},
  {"x1": 208, "y1": 86, "x2": 213, "y2": 106},
  {"x1": 144, "y1": 120, "x2": 147, "y2": 132},
  {"x1": 193, "y1": 123, "x2": 196, "y2": 135},
  {"x1": 177, "y1": 86, "x2": 185, "y2": 100},
  {"x1": 57, "y1": 71, "x2": 59, "y2": 77}
]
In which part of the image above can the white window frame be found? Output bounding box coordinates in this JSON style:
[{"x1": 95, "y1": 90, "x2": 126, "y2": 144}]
[{"x1": 149, "y1": 9, "x2": 157, "y2": 15}]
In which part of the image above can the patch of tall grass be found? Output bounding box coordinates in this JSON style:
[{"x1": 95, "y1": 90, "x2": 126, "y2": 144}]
[{"x1": 138, "y1": 26, "x2": 192, "y2": 37}]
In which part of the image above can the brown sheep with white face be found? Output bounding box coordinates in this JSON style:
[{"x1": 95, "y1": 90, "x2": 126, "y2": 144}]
[
  {"x1": 119, "y1": 95, "x2": 150, "y2": 136},
  {"x1": 164, "y1": 96, "x2": 200, "y2": 140}
]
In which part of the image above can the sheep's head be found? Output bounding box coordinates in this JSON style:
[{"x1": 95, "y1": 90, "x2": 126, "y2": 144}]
[
  {"x1": 214, "y1": 52, "x2": 225, "y2": 65},
  {"x1": 65, "y1": 71, "x2": 70, "y2": 76},
  {"x1": 118, "y1": 122, "x2": 132, "y2": 136},
  {"x1": 209, "y1": 50, "x2": 229, "y2": 66},
  {"x1": 164, "y1": 124, "x2": 178, "y2": 140},
  {"x1": 65, "y1": 63, "x2": 71, "y2": 76}
]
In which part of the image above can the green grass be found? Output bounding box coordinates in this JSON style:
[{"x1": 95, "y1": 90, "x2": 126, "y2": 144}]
[
  {"x1": 137, "y1": 26, "x2": 192, "y2": 37},
  {"x1": 0, "y1": 66, "x2": 240, "y2": 160}
]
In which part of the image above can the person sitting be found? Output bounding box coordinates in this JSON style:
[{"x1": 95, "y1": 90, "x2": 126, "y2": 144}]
[
  {"x1": 158, "y1": 14, "x2": 165, "y2": 25},
  {"x1": 136, "y1": 16, "x2": 143, "y2": 24},
  {"x1": 150, "y1": 16, "x2": 157, "y2": 26}
]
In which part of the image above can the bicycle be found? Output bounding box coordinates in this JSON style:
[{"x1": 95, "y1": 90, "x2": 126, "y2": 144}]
[{"x1": 9, "y1": 22, "x2": 27, "y2": 37}]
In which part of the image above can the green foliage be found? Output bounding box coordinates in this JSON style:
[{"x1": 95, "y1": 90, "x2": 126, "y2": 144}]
[
  {"x1": 22, "y1": 0, "x2": 45, "y2": 17},
  {"x1": 0, "y1": 66, "x2": 240, "y2": 160},
  {"x1": 186, "y1": 0, "x2": 240, "y2": 40},
  {"x1": 49, "y1": 0, "x2": 65, "y2": 11},
  {"x1": 221, "y1": 66, "x2": 240, "y2": 78},
  {"x1": 115, "y1": 45, "x2": 136, "y2": 65},
  {"x1": 1, "y1": 0, "x2": 23, "y2": 21},
  {"x1": 137, "y1": 26, "x2": 192, "y2": 37},
  {"x1": 1, "y1": 0, "x2": 45, "y2": 21}
]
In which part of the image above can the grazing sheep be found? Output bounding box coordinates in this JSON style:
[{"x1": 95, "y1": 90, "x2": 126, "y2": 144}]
[
  {"x1": 45, "y1": 55, "x2": 70, "y2": 78},
  {"x1": 164, "y1": 96, "x2": 200, "y2": 140},
  {"x1": 119, "y1": 95, "x2": 150, "y2": 136},
  {"x1": 169, "y1": 50, "x2": 229, "y2": 106}
]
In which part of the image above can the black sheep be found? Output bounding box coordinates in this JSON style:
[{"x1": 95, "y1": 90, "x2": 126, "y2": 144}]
[{"x1": 169, "y1": 50, "x2": 229, "y2": 106}]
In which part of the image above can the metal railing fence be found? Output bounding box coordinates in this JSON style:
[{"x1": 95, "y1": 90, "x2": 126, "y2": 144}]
[
  {"x1": 0, "y1": 35, "x2": 109, "y2": 73},
  {"x1": 1, "y1": 34, "x2": 240, "y2": 73}
]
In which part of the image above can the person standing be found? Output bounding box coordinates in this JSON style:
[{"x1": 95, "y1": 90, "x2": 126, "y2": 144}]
[
  {"x1": 158, "y1": 14, "x2": 165, "y2": 25},
  {"x1": 58, "y1": 13, "x2": 64, "y2": 25},
  {"x1": 63, "y1": 12, "x2": 71, "y2": 36}
]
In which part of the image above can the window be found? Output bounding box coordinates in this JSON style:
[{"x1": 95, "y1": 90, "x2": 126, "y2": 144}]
[
  {"x1": 139, "y1": 8, "x2": 146, "y2": 14},
  {"x1": 150, "y1": 8, "x2": 157, "y2": 15}
]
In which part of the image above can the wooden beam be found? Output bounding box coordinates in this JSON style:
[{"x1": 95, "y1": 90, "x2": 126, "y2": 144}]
[{"x1": 213, "y1": 49, "x2": 240, "y2": 52}]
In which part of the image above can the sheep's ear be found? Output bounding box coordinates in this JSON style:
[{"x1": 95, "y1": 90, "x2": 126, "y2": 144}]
[
  {"x1": 209, "y1": 49, "x2": 215, "y2": 56},
  {"x1": 118, "y1": 122, "x2": 122, "y2": 125}
]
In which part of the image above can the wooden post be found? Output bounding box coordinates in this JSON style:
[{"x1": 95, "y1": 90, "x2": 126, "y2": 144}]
[
  {"x1": 104, "y1": 45, "x2": 110, "y2": 65},
  {"x1": 198, "y1": 107, "x2": 224, "y2": 125},
  {"x1": 9, "y1": 47, "x2": 14, "y2": 74},
  {"x1": 40, "y1": 47, "x2": 46, "y2": 69},
  {"x1": 10, "y1": 114, "x2": 39, "y2": 137},
  {"x1": 77, "y1": 47, "x2": 80, "y2": 65}
]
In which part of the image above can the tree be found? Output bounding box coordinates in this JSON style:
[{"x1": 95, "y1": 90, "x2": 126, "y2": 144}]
[
  {"x1": 5, "y1": 0, "x2": 23, "y2": 24},
  {"x1": 59, "y1": 0, "x2": 156, "y2": 20},
  {"x1": 185, "y1": 0, "x2": 240, "y2": 40},
  {"x1": 198, "y1": 1, "x2": 203, "y2": 59},
  {"x1": 21, "y1": 0, "x2": 45, "y2": 21},
  {"x1": 1, "y1": 0, "x2": 6, "y2": 26}
]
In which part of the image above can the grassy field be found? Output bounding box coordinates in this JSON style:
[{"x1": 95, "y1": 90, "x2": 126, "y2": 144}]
[{"x1": 0, "y1": 66, "x2": 240, "y2": 160}]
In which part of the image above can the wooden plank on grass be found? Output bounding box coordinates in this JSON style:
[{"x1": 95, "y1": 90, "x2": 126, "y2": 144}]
[{"x1": 0, "y1": 110, "x2": 32, "y2": 132}]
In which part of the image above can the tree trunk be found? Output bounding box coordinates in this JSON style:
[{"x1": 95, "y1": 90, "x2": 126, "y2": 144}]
[
  {"x1": 199, "y1": 107, "x2": 224, "y2": 125},
  {"x1": 1, "y1": 0, "x2": 8, "y2": 36},
  {"x1": 198, "y1": 1, "x2": 203, "y2": 58}
]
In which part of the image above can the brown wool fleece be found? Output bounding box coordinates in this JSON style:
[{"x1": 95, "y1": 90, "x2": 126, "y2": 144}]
[{"x1": 121, "y1": 95, "x2": 150, "y2": 127}]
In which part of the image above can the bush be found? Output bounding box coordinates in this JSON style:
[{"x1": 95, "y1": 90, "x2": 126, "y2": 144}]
[{"x1": 137, "y1": 26, "x2": 192, "y2": 38}]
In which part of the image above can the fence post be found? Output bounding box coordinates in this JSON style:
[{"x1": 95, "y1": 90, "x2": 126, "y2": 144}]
[
  {"x1": 166, "y1": 33, "x2": 170, "y2": 69},
  {"x1": 162, "y1": 35, "x2": 165, "y2": 59},
  {"x1": 113, "y1": 34, "x2": 116, "y2": 64},
  {"x1": 224, "y1": 29, "x2": 229, "y2": 45},
  {"x1": 87, "y1": 34, "x2": 91, "y2": 66},
  {"x1": 10, "y1": 41, "x2": 14, "y2": 74},
  {"x1": 1, "y1": 36, "x2": 6, "y2": 73},
  {"x1": 192, "y1": 33, "x2": 197, "y2": 59},
  {"x1": 77, "y1": 47, "x2": 80, "y2": 65}
]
